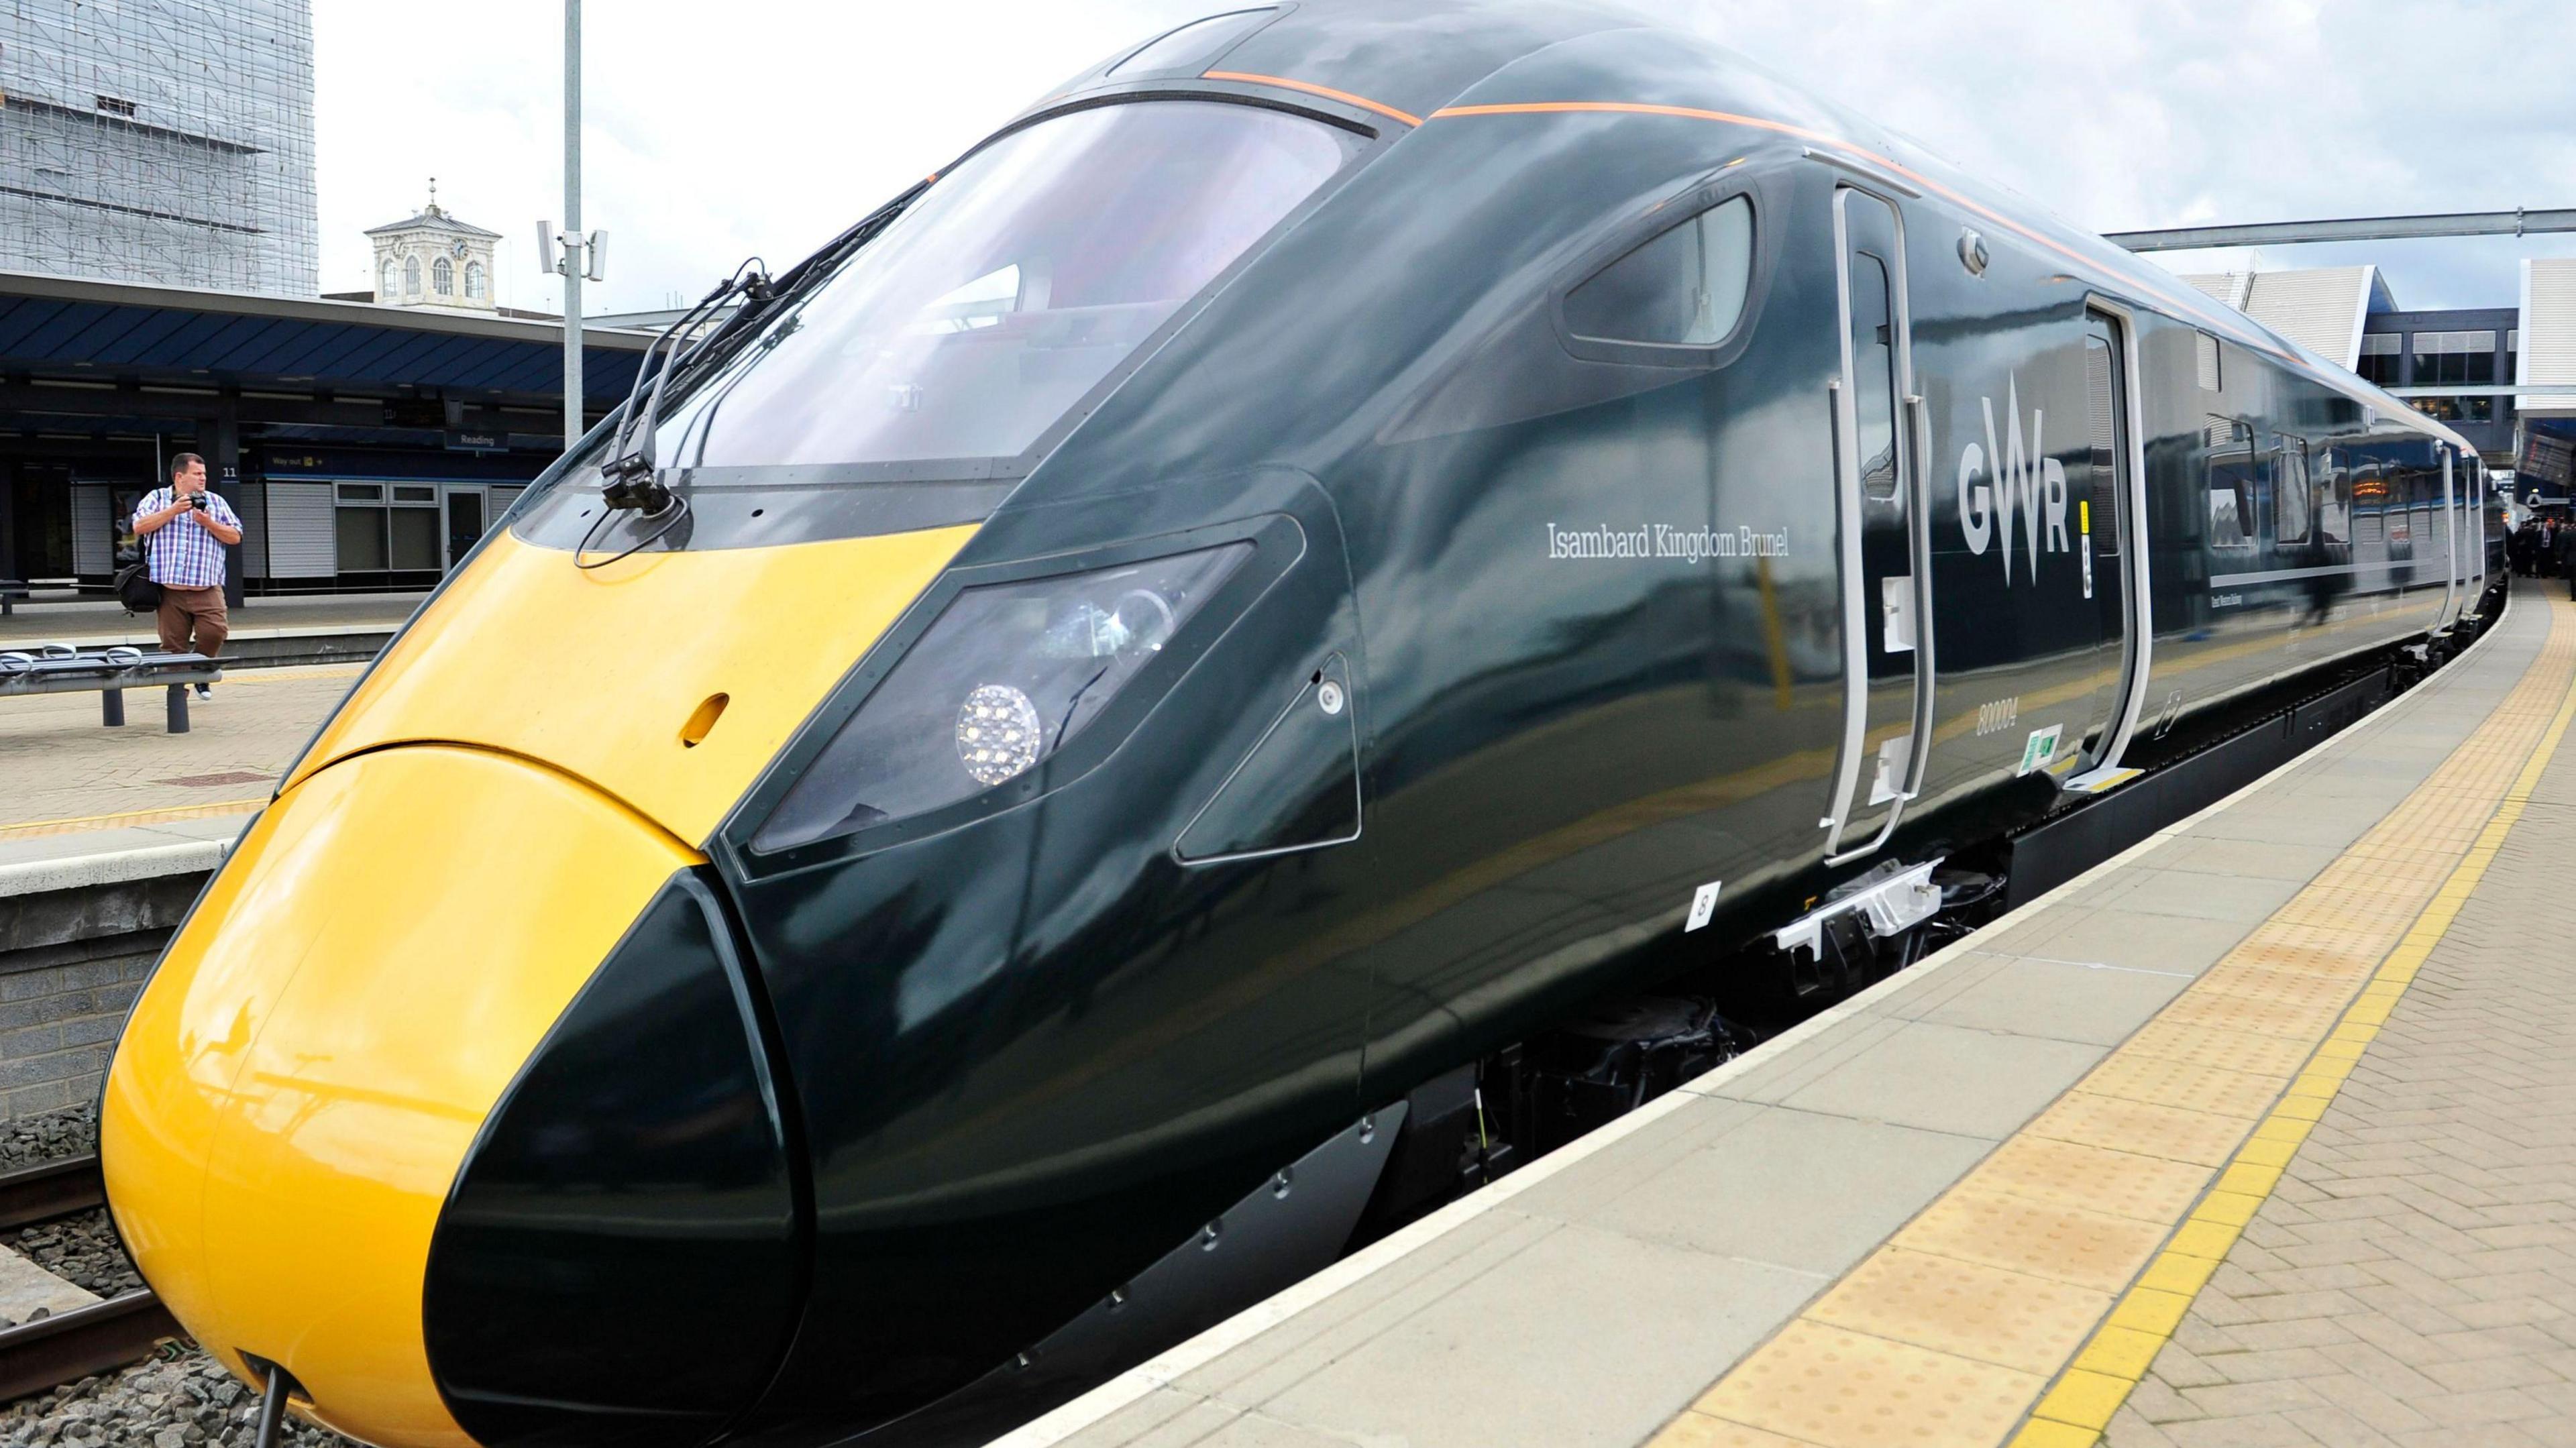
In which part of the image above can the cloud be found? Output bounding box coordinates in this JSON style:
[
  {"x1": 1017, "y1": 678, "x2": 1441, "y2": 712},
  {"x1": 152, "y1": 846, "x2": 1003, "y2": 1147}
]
[{"x1": 315, "y1": 1, "x2": 2574, "y2": 315}]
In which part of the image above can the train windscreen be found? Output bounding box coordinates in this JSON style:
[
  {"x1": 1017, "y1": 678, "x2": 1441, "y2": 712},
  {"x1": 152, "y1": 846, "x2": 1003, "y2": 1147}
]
[{"x1": 649, "y1": 101, "x2": 1354, "y2": 479}]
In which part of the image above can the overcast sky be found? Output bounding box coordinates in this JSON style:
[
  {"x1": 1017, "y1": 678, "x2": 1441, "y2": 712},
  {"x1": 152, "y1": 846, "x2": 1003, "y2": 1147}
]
[{"x1": 313, "y1": 1, "x2": 2576, "y2": 319}]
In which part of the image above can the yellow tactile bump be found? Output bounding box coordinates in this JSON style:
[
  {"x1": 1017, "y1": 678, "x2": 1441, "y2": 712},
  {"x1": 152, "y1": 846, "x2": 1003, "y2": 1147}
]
[
  {"x1": 1962, "y1": 1135, "x2": 2212, "y2": 1225},
  {"x1": 1690, "y1": 1320, "x2": 2043, "y2": 1448},
  {"x1": 2110, "y1": 1019, "x2": 2316, "y2": 1076},
  {"x1": 2186, "y1": 962, "x2": 2377, "y2": 1010},
  {"x1": 2202, "y1": 936, "x2": 2378, "y2": 978},
  {"x1": 2145, "y1": 990, "x2": 2342, "y2": 1039},
  {"x1": 2070, "y1": 1052, "x2": 2283, "y2": 1119},
  {"x1": 1891, "y1": 1187, "x2": 2163, "y2": 1294},
  {"x1": 1807, "y1": 1249, "x2": 2112, "y2": 1376},
  {"x1": 2024, "y1": 1091, "x2": 2253, "y2": 1168}
]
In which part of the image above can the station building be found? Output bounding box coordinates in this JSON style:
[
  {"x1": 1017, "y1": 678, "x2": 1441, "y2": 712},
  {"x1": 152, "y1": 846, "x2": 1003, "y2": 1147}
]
[{"x1": 0, "y1": 268, "x2": 651, "y2": 598}]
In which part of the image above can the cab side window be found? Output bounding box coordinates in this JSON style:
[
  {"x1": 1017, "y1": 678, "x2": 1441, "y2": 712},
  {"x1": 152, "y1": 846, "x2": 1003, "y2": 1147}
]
[
  {"x1": 2206, "y1": 419, "x2": 2258, "y2": 551},
  {"x1": 1563, "y1": 195, "x2": 1754, "y2": 347}
]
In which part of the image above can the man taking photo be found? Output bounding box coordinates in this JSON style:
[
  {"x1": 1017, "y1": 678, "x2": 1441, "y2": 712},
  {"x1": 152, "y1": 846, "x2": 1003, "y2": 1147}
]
[{"x1": 130, "y1": 452, "x2": 242, "y2": 700}]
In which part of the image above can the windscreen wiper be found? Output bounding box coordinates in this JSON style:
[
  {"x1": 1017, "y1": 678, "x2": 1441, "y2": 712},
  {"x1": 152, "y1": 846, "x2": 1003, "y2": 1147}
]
[
  {"x1": 594, "y1": 180, "x2": 931, "y2": 512},
  {"x1": 597, "y1": 259, "x2": 772, "y2": 512}
]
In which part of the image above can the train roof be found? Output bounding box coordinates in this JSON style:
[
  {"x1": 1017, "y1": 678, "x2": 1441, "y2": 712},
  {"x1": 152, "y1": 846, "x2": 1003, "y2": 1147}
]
[{"x1": 1034, "y1": 1, "x2": 2473, "y2": 457}]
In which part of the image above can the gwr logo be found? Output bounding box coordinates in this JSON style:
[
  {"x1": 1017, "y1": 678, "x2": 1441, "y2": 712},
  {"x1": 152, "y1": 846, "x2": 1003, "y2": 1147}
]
[{"x1": 1958, "y1": 376, "x2": 2071, "y2": 582}]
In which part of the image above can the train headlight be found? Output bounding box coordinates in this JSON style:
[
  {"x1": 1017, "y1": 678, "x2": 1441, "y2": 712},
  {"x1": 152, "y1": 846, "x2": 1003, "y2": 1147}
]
[
  {"x1": 957, "y1": 683, "x2": 1042, "y2": 785},
  {"x1": 755, "y1": 543, "x2": 1250, "y2": 850}
]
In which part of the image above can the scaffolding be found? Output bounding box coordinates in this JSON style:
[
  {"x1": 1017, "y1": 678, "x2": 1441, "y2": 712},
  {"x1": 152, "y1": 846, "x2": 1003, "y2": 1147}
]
[{"x1": 0, "y1": 0, "x2": 317, "y2": 297}]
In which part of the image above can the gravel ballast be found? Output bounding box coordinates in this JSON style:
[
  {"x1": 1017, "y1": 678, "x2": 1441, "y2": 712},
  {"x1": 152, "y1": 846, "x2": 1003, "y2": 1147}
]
[
  {"x1": 0, "y1": 1107, "x2": 356, "y2": 1443},
  {"x1": 1, "y1": 1353, "x2": 358, "y2": 1447},
  {"x1": 10, "y1": 1211, "x2": 141, "y2": 1299},
  {"x1": 0, "y1": 1109, "x2": 95, "y2": 1174}
]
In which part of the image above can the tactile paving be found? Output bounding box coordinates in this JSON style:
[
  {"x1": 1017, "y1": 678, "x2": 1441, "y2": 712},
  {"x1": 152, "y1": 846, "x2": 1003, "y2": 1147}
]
[
  {"x1": 2186, "y1": 963, "x2": 2371, "y2": 1009},
  {"x1": 2110, "y1": 1017, "x2": 2318, "y2": 1076},
  {"x1": 1960, "y1": 1134, "x2": 2213, "y2": 1225},
  {"x1": 2023, "y1": 1091, "x2": 2252, "y2": 1168},
  {"x1": 1805, "y1": 1248, "x2": 2112, "y2": 1376},
  {"x1": 2145, "y1": 990, "x2": 2342, "y2": 1039},
  {"x1": 2070, "y1": 1052, "x2": 2284, "y2": 1119},
  {"x1": 1689, "y1": 1319, "x2": 2043, "y2": 1448},
  {"x1": 1891, "y1": 1187, "x2": 2163, "y2": 1294}
]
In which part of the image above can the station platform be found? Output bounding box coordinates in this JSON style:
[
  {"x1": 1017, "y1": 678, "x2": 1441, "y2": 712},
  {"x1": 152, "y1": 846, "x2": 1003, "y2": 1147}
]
[
  {"x1": 1012, "y1": 580, "x2": 2576, "y2": 1448},
  {"x1": 0, "y1": 662, "x2": 357, "y2": 860}
]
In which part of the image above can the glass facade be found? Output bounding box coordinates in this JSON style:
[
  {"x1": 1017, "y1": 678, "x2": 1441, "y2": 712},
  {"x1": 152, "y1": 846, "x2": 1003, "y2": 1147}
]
[{"x1": 2357, "y1": 333, "x2": 2402, "y2": 387}]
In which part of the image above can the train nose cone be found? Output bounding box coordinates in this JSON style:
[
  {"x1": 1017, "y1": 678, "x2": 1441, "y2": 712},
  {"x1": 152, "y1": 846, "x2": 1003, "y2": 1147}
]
[{"x1": 99, "y1": 745, "x2": 720, "y2": 1447}]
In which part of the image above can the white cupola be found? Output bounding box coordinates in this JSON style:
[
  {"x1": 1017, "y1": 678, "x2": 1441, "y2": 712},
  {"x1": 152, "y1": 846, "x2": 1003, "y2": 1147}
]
[{"x1": 367, "y1": 179, "x2": 501, "y2": 311}]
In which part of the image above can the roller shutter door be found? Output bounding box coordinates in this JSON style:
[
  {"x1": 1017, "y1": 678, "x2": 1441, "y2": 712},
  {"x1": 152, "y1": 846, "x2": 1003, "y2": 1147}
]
[
  {"x1": 264, "y1": 482, "x2": 336, "y2": 577},
  {"x1": 71, "y1": 486, "x2": 111, "y2": 574}
]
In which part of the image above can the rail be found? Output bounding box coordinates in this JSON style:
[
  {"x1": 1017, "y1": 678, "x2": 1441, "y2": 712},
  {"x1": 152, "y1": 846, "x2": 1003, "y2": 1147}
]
[{"x1": 0, "y1": 1155, "x2": 182, "y2": 1404}]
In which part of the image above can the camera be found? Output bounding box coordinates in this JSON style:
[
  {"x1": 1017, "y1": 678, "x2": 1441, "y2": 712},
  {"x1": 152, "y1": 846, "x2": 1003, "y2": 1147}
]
[{"x1": 190, "y1": 493, "x2": 208, "y2": 512}]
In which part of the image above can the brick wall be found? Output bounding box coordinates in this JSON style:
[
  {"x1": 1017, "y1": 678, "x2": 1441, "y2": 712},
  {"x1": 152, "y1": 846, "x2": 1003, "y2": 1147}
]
[{"x1": 0, "y1": 872, "x2": 206, "y2": 1120}]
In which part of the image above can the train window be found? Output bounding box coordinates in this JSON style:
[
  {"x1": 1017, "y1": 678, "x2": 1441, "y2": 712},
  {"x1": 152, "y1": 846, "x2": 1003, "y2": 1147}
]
[
  {"x1": 2196, "y1": 333, "x2": 2221, "y2": 392},
  {"x1": 2208, "y1": 457, "x2": 2257, "y2": 551},
  {"x1": 1562, "y1": 195, "x2": 1754, "y2": 349},
  {"x1": 1846, "y1": 249, "x2": 1900, "y2": 502},
  {"x1": 2275, "y1": 441, "x2": 2312, "y2": 545},
  {"x1": 646, "y1": 101, "x2": 1355, "y2": 477},
  {"x1": 2084, "y1": 330, "x2": 2122, "y2": 555},
  {"x1": 2317, "y1": 448, "x2": 2351, "y2": 544}
]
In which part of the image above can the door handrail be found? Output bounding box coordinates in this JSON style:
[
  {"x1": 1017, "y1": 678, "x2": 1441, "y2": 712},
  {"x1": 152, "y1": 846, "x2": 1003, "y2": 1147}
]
[
  {"x1": 1825, "y1": 391, "x2": 1935, "y2": 867},
  {"x1": 1901, "y1": 392, "x2": 1938, "y2": 799},
  {"x1": 1819, "y1": 375, "x2": 1866, "y2": 844},
  {"x1": 2438, "y1": 448, "x2": 2459, "y2": 632}
]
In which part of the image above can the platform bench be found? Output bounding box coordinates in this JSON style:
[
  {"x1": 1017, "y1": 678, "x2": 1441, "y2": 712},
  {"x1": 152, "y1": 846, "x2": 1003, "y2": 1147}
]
[{"x1": 0, "y1": 645, "x2": 223, "y2": 733}]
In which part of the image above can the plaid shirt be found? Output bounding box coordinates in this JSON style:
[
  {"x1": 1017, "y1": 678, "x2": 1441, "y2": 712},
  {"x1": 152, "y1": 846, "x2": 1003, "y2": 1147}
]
[{"x1": 134, "y1": 488, "x2": 239, "y2": 590}]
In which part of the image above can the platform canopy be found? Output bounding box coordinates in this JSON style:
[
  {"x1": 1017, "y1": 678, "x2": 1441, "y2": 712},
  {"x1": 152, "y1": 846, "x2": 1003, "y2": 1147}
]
[{"x1": 0, "y1": 268, "x2": 653, "y2": 428}]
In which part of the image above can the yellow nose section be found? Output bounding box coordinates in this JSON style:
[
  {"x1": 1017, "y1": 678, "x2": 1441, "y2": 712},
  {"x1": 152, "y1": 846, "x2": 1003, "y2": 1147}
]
[
  {"x1": 284, "y1": 522, "x2": 978, "y2": 847},
  {"x1": 101, "y1": 745, "x2": 700, "y2": 1447}
]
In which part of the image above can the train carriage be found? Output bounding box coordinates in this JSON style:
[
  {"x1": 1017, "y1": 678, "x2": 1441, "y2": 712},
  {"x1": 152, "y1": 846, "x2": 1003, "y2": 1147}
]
[{"x1": 99, "y1": 5, "x2": 2490, "y2": 1447}]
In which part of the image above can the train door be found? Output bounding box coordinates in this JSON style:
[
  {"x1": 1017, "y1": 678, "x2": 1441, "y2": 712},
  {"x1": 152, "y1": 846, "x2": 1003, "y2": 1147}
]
[
  {"x1": 2069, "y1": 306, "x2": 2153, "y2": 788},
  {"x1": 445, "y1": 486, "x2": 488, "y2": 571},
  {"x1": 1820, "y1": 186, "x2": 1933, "y2": 861}
]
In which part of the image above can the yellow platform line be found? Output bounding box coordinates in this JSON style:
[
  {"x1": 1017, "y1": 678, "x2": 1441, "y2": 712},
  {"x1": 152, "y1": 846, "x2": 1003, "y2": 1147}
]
[
  {"x1": 0, "y1": 797, "x2": 267, "y2": 840},
  {"x1": 1652, "y1": 592, "x2": 2576, "y2": 1448},
  {"x1": 2015, "y1": 612, "x2": 2576, "y2": 1446}
]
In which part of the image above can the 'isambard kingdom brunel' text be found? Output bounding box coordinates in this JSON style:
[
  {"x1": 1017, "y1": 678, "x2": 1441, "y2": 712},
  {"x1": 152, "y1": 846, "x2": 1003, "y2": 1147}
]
[{"x1": 1547, "y1": 522, "x2": 1790, "y2": 563}]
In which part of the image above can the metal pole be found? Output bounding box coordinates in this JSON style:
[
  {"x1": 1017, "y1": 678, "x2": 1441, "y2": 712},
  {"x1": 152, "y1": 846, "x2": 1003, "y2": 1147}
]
[{"x1": 561, "y1": 0, "x2": 583, "y2": 451}]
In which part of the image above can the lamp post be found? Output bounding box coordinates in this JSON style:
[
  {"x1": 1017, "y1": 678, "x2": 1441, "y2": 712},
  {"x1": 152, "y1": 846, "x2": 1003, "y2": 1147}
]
[
  {"x1": 539, "y1": 1, "x2": 606, "y2": 454},
  {"x1": 562, "y1": 0, "x2": 580, "y2": 450}
]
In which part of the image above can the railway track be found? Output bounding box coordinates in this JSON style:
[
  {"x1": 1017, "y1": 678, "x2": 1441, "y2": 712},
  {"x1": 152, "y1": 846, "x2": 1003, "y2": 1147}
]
[{"x1": 0, "y1": 1154, "x2": 181, "y2": 1404}]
